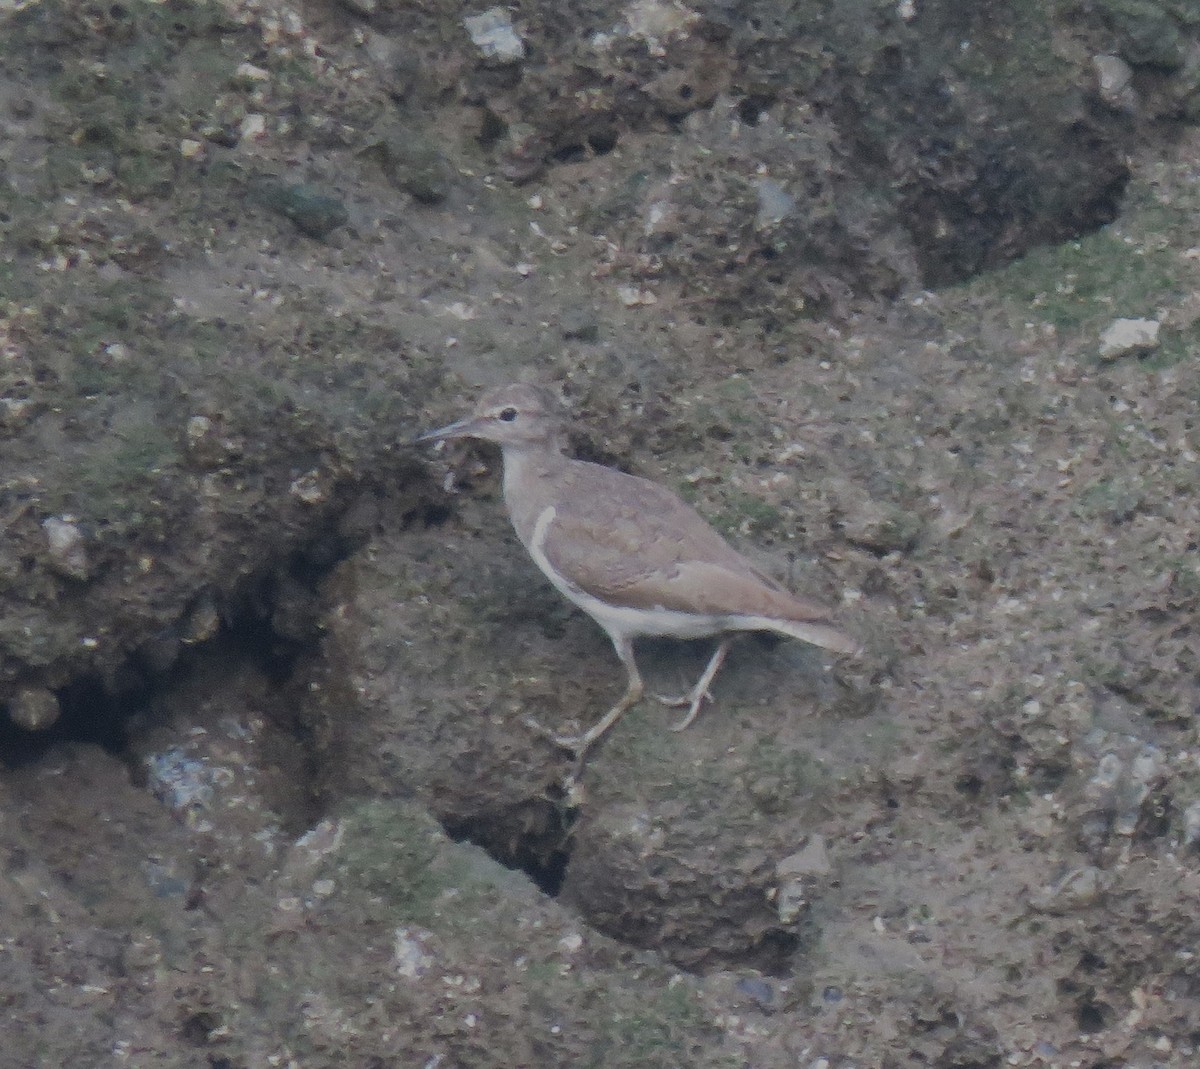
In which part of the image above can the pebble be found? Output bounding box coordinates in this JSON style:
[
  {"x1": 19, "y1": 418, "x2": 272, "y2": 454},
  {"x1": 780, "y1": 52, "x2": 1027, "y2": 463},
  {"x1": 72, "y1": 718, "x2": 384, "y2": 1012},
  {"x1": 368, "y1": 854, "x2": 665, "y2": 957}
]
[
  {"x1": 1030, "y1": 866, "x2": 1111, "y2": 913},
  {"x1": 775, "y1": 837, "x2": 832, "y2": 879},
  {"x1": 239, "y1": 113, "x2": 267, "y2": 142},
  {"x1": 1099, "y1": 317, "x2": 1160, "y2": 360},
  {"x1": 624, "y1": 0, "x2": 699, "y2": 55},
  {"x1": 617, "y1": 284, "x2": 657, "y2": 306},
  {"x1": 558, "y1": 932, "x2": 584, "y2": 954},
  {"x1": 0, "y1": 396, "x2": 34, "y2": 429},
  {"x1": 186, "y1": 413, "x2": 212, "y2": 442},
  {"x1": 290, "y1": 469, "x2": 326, "y2": 505},
  {"x1": 463, "y1": 9, "x2": 525, "y2": 64},
  {"x1": 394, "y1": 926, "x2": 437, "y2": 979},
  {"x1": 840, "y1": 499, "x2": 924, "y2": 553},
  {"x1": 1093, "y1": 54, "x2": 1136, "y2": 111},
  {"x1": 755, "y1": 178, "x2": 796, "y2": 228},
  {"x1": 144, "y1": 748, "x2": 216, "y2": 816},
  {"x1": 235, "y1": 62, "x2": 270, "y2": 82},
  {"x1": 774, "y1": 837, "x2": 831, "y2": 923},
  {"x1": 185, "y1": 415, "x2": 242, "y2": 469},
  {"x1": 735, "y1": 976, "x2": 775, "y2": 1009},
  {"x1": 42, "y1": 515, "x2": 90, "y2": 580},
  {"x1": 180, "y1": 593, "x2": 221, "y2": 646},
  {"x1": 1183, "y1": 799, "x2": 1200, "y2": 848},
  {"x1": 8, "y1": 686, "x2": 61, "y2": 731},
  {"x1": 185, "y1": 415, "x2": 222, "y2": 468}
]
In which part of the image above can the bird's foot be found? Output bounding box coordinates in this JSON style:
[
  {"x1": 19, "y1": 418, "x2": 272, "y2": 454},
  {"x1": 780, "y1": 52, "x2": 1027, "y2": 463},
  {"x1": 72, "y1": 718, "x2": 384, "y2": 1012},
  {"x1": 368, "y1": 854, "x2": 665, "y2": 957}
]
[
  {"x1": 654, "y1": 687, "x2": 713, "y2": 731},
  {"x1": 521, "y1": 715, "x2": 587, "y2": 754},
  {"x1": 521, "y1": 716, "x2": 596, "y2": 796}
]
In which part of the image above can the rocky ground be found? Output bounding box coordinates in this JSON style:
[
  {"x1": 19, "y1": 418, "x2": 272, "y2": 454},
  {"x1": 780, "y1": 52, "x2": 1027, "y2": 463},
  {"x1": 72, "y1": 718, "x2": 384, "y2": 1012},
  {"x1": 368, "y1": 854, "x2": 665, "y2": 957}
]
[{"x1": 2, "y1": 0, "x2": 1200, "y2": 1066}]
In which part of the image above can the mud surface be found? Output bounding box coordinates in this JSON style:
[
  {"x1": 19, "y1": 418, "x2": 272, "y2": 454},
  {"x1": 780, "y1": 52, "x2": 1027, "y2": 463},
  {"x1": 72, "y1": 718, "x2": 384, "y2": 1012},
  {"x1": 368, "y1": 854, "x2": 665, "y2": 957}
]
[{"x1": 2, "y1": 0, "x2": 1200, "y2": 1066}]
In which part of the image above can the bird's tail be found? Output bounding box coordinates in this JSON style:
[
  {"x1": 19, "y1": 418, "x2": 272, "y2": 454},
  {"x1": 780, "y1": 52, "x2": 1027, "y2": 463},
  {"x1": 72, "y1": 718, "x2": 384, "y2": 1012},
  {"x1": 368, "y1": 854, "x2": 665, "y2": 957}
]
[{"x1": 736, "y1": 614, "x2": 863, "y2": 656}]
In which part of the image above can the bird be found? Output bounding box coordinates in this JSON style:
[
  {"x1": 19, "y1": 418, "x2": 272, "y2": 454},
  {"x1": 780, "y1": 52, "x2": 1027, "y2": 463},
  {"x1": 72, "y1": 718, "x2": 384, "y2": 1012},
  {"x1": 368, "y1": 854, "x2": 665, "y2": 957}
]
[{"x1": 415, "y1": 383, "x2": 861, "y2": 755}]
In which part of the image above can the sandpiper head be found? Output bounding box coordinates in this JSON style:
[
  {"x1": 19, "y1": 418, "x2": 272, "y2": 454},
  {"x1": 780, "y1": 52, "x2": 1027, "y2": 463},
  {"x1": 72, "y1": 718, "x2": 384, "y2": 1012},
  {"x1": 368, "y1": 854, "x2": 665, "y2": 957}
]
[{"x1": 414, "y1": 383, "x2": 565, "y2": 449}]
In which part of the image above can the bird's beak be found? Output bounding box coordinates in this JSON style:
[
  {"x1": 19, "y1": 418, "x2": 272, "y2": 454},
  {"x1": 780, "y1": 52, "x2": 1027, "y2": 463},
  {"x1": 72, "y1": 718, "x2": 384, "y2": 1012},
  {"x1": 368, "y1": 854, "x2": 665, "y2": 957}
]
[{"x1": 412, "y1": 415, "x2": 483, "y2": 445}]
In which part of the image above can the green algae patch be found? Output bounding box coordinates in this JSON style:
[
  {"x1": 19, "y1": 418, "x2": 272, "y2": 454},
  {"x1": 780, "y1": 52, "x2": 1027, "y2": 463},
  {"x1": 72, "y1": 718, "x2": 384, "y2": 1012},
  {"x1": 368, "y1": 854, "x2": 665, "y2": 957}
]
[
  {"x1": 325, "y1": 799, "x2": 500, "y2": 929},
  {"x1": 198, "y1": 798, "x2": 739, "y2": 1069}
]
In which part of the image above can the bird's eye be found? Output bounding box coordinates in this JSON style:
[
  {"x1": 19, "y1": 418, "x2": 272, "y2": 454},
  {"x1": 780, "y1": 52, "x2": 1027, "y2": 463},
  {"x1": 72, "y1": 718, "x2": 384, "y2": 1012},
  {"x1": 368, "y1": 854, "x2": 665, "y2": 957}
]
[{"x1": 498, "y1": 407, "x2": 518, "y2": 422}]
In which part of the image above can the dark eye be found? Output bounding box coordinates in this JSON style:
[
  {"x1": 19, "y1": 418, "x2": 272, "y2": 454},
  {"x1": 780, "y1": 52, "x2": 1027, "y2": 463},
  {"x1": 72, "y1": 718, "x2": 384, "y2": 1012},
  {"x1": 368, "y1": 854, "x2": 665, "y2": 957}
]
[{"x1": 498, "y1": 407, "x2": 518, "y2": 422}]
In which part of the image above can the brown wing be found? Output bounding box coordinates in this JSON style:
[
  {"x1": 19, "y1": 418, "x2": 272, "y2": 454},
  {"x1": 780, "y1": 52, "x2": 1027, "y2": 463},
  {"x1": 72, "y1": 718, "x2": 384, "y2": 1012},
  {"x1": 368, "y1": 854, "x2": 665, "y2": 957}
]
[{"x1": 540, "y1": 464, "x2": 834, "y2": 624}]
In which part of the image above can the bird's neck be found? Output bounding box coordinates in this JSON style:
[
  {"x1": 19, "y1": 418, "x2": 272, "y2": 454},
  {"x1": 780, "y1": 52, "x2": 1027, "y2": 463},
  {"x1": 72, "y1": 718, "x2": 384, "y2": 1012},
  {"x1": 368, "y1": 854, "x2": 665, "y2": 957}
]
[{"x1": 500, "y1": 442, "x2": 570, "y2": 546}]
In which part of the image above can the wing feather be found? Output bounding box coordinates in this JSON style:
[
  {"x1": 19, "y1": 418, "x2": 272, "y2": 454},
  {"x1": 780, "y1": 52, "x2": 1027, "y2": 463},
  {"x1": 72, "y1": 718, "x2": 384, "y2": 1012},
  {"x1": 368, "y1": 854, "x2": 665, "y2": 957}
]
[{"x1": 539, "y1": 468, "x2": 835, "y2": 625}]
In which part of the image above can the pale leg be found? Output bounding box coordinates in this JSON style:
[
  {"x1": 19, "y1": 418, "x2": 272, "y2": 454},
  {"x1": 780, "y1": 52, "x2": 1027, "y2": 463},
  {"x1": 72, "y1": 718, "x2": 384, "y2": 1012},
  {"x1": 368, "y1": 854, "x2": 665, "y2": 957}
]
[
  {"x1": 657, "y1": 637, "x2": 732, "y2": 731},
  {"x1": 572, "y1": 633, "x2": 644, "y2": 749},
  {"x1": 525, "y1": 633, "x2": 645, "y2": 754}
]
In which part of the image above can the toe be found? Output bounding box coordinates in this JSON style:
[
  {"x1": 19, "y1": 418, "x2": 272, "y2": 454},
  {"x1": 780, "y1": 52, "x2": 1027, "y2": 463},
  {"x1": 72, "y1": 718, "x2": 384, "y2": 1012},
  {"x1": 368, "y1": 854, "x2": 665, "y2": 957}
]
[{"x1": 522, "y1": 715, "x2": 584, "y2": 752}]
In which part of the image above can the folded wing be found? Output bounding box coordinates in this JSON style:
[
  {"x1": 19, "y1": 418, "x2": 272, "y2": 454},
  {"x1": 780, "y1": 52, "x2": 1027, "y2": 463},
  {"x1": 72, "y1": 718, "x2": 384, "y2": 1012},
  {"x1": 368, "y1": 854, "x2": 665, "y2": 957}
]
[{"x1": 542, "y1": 469, "x2": 838, "y2": 626}]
